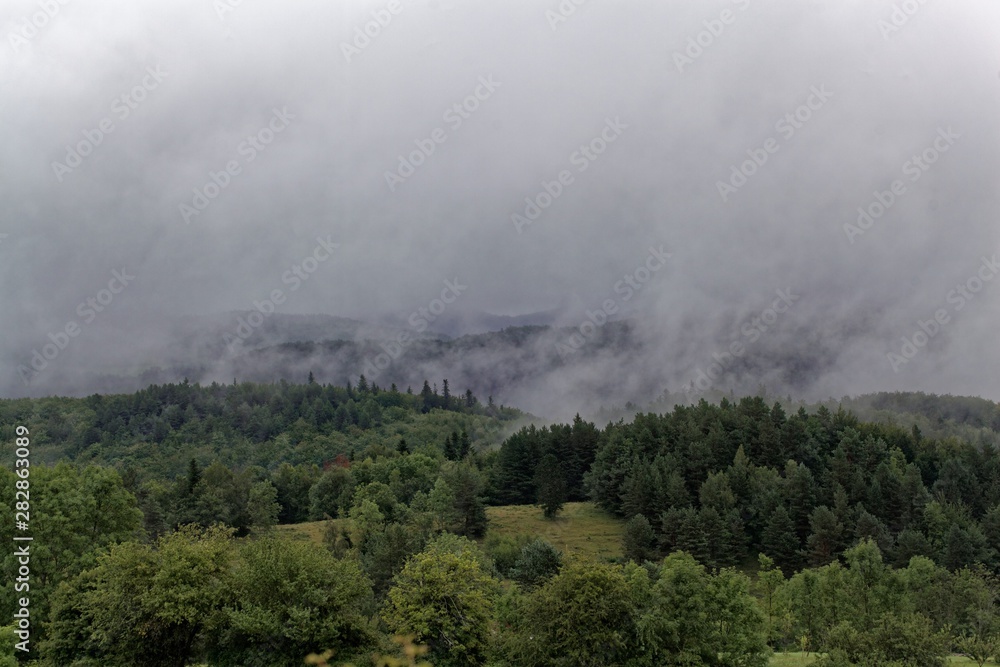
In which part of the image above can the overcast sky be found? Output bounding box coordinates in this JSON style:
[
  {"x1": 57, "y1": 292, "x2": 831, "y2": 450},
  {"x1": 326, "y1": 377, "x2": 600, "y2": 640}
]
[{"x1": 2, "y1": 0, "x2": 999, "y2": 406}]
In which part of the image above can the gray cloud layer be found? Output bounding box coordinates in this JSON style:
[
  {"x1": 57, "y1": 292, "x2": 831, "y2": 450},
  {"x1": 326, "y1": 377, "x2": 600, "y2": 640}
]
[{"x1": 2, "y1": 0, "x2": 999, "y2": 414}]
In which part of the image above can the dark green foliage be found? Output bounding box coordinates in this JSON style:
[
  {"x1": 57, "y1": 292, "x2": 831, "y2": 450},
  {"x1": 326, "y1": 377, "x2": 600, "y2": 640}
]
[
  {"x1": 0, "y1": 378, "x2": 501, "y2": 483},
  {"x1": 622, "y1": 514, "x2": 657, "y2": 563},
  {"x1": 494, "y1": 418, "x2": 598, "y2": 506},
  {"x1": 510, "y1": 538, "x2": 562, "y2": 588},
  {"x1": 11, "y1": 389, "x2": 1000, "y2": 665},
  {"x1": 272, "y1": 463, "x2": 320, "y2": 523},
  {"x1": 762, "y1": 505, "x2": 800, "y2": 572},
  {"x1": 440, "y1": 461, "x2": 489, "y2": 538},
  {"x1": 359, "y1": 522, "x2": 429, "y2": 597},
  {"x1": 493, "y1": 426, "x2": 542, "y2": 505},
  {"x1": 534, "y1": 453, "x2": 567, "y2": 519},
  {"x1": 484, "y1": 533, "x2": 533, "y2": 578},
  {"x1": 807, "y1": 505, "x2": 845, "y2": 566},
  {"x1": 308, "y1": 467, "x2": 356, "y2": 520}
]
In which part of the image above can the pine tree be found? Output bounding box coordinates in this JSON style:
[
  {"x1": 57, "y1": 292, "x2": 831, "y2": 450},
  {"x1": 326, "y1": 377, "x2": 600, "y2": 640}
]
[
  {"x1": 622, "y1": 514, "x2": 657, "y2": 563},
  {"x1": 495, "y1": 426, "x2": 541, "y2": 505},
  {"x1": 854, "y1": 506, "x2": 893, "y2": 554},
  {"x1": 699, "y1": 506, "x2": 730, "y2": 567},
  {"x1": 444, "y1": 433, "x2": 458, "y2": 461},
  {"x1": 186, "y1": 458, "x2": 201, "y2": 496},
  {"x1": 673, "y1": 507, "x2": 710, "y2": 563},
  {"x1": 784, "y1": 461, "x2": 816, "y2": 543},
  {"x1": 534, "y1": 454, "x2": 567, "y2": 519},
  {"x1": 806, "y1": 505, "x2": 844, "y2": 566},
  {"x1": 442, "y1": 379, "x2": 451, "y2": 408},
  {"x1": 420, "y1": 381, "x2": 434, "y2": 413},
  {"x1": 458, "y1": 429, "x2": 471, "y2": 458},
  {"x1": 762, "y1": 505, "x2": 800, "y2": 573}
]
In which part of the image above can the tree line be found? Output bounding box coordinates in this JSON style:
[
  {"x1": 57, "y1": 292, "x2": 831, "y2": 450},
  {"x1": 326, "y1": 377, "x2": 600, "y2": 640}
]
[
  {"x1": 5, "y1": 386, "x2": 1000, "y2": 664},
  {"x1": 496, "y1": 396, "x2": 1000, "y2": 574}
]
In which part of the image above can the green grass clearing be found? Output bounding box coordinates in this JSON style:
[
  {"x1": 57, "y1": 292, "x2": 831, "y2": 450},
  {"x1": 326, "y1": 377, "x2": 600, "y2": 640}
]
[
  {"x1": 769, "y1": 654, "x2": 818, "y2": 667},
  {"x1": 274, "y1": 519, "x2": 335, "y2": 545},
  {"x1": 274, "y1": 502, "x2": 624, "y2": 561},
  {"x1": 484, "y1": 502, "x2": 624, "y2": 560}
]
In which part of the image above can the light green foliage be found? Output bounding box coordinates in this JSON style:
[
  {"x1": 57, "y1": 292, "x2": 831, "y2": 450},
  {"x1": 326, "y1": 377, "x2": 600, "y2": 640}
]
[
  {"x1": 0, "y1": 463, "x2": 143, "y2": 632},
  {"x1": 951, "y1": 567, "x2": 1000, "y2": 666},
  {"x1": 211, "y1": 537, "x2": 376, "y2": 666},
  {"x1": 756, "y1": 554, "x2": 788, "y2": 647},
  {"x1": 246, "y1": 480, "x2": 280, "y2": 531},
  {"x1": 383, "y1": 535, "x2": 498, "y2": 667},
  {"x1": 817, "y1": 613, "x2": 947, "y2": 667},
  {"x1": 427, "y1": 477, "x2": 459, "y2": 533},
  {"x1": 778, "y1": 542, "x2": 951, "y2": 666},
  {"x1": 352, "y1": 482, "x2": 401, "y2": 523},
  {"x1": 0, "y1": 626, "x2": 17, "y2": 667},
  {"x1": 309, "y1": 467, "x2": 356, "y2": 520},
  {"x1": 636, "y1": 552, "x2": 768, "y2": 666},
  {"x1": 483, "y1": 533, "x2": 533, "y2": 578},
  {"x1": 350, "y1": 499, "x2": 386, "y2": 548},
  {"x1": 42, "y1": 524, "x2": 234, "y2": 667},
  {"x1": 506, "y1": 558, "x2": 638, "y2": 667}
]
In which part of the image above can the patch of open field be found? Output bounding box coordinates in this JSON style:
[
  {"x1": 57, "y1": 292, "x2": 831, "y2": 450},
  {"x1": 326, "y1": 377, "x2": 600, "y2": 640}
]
[
  {"x1": 484, "y1": 502, "x2": 624, "y2": 560},
  {"x1": 274, "y1": 519, "x2": 334, "y2": 545},
  {"x1": 769, "y1": 654, "x2": 817, "y2": 667}
]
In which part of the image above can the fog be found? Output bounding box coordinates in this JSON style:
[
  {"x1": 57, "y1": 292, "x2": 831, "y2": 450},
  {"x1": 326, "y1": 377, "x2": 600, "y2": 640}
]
[{"x1": 2, "y1": 0, "x2": 999, "y2": 419}]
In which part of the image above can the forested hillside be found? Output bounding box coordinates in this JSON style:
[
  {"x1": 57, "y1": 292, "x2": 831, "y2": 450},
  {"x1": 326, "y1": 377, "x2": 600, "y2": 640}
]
[{"x1": 4, "y1": 386, "x2": 1000, "y2": 666}]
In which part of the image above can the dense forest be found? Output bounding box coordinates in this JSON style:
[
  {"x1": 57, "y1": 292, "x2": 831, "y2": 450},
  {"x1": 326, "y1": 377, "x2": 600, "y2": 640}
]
[{"x1": 4, "y1": 383, "x2": 1000, "y2": 665}]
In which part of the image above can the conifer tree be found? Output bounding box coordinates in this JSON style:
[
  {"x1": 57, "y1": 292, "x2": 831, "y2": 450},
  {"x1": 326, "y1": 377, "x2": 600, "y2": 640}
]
[{"x1": 534, "y1": 454, "x2": 567, "y2": 519}]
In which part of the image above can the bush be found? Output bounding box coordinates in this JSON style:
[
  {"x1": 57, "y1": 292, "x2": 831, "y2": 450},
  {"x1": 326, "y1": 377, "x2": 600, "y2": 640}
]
[{"x1": 510, "y1": 538, "x2": 562, "y2": 588}]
